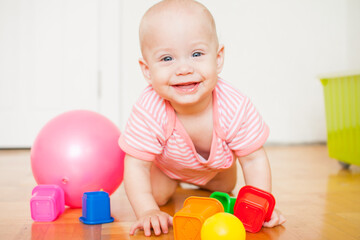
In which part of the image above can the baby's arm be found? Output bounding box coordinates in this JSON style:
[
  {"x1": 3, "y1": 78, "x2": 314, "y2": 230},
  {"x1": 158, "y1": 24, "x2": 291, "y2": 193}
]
[
  {"x1": 124, "y1": 155, "x2": 172, "y2": 236},
  {"x1": 238, "y1": 147, "x2": 286, "y2": 227}
]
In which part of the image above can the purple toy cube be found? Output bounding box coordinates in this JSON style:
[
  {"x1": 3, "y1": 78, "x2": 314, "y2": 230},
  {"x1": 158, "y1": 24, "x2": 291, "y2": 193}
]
[{"x1": 30, "y1": 185, "x2": 65, "y2": 222}]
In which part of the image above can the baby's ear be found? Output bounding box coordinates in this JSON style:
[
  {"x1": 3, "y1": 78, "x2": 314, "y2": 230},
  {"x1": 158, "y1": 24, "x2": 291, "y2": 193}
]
[
  {"x1": 216, "y1": 44, "x2": 225, "y2": 74},
  {"x1": 139, "y1": 58, "x2": 152, "y2": 84}
]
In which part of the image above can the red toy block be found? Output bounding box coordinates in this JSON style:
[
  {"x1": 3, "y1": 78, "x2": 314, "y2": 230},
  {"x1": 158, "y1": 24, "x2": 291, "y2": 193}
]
[{"x1": 233, "y1": 185, "x2": 275, "y2": 233}]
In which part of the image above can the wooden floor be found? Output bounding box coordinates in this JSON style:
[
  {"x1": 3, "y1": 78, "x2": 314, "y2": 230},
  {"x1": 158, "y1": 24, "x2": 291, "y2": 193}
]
[{"x1": 0, "y1": 145, "x2": 359, "y2": 240}]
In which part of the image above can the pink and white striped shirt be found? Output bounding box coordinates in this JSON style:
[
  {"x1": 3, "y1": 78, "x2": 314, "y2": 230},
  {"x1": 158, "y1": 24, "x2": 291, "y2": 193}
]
[{"x1": 119, "y1": 79, "x2": 269, "y2": 185}]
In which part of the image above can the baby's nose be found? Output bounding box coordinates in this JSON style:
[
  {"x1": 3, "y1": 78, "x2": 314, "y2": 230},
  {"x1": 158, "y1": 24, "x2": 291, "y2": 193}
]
[{"x1": 175, "y1": 60, "x2": 194, "y2": 75}]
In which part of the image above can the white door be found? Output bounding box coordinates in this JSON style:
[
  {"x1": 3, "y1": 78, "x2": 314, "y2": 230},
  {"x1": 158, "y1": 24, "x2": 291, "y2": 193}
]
[{"x1": 0, "y1": 0, "x2": 100, "y2": 148}]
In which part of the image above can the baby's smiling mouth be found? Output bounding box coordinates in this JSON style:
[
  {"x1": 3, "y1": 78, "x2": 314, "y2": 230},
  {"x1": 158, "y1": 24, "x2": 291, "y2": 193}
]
[{"x1": 172, "y1": 82, "x2": 200, "y2": 93}]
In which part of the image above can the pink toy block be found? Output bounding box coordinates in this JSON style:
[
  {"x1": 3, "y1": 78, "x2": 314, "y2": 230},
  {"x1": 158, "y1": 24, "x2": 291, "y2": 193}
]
[{"x1": 30, "y1": 185, "x2": 65, "y2": 222}]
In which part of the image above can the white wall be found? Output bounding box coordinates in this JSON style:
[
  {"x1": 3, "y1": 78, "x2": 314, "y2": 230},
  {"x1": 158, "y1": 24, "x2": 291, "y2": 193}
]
[
  {"x1": 347, "y1": 0, "x2": 360, "y2": 69},
  {"x1": 1, "y1": 0, "x2": 356, "y2": 146},
  {"x1": 118, "y1": 0, "x2": 359, "y2": 144}
]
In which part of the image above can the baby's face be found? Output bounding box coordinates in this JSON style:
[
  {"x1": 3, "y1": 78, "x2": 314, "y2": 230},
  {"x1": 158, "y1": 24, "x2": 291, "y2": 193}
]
[{"x1": 139, "y1": 3, "x2": 224, "y2": 112}]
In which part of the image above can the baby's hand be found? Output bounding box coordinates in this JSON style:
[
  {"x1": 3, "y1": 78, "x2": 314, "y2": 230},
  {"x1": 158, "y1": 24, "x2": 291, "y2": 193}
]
[
  {"x1": 263, "y1": 209, "x2": 286, "y2": 228},
  {"x1": 129, "y1": 209, "x2": 173, "y2": 236}
]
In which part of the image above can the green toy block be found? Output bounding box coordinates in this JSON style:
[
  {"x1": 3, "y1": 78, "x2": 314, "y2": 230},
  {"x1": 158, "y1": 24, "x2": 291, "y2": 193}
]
[{"x1": 210, "y1": 192, "x2": 236, "y2": 214}]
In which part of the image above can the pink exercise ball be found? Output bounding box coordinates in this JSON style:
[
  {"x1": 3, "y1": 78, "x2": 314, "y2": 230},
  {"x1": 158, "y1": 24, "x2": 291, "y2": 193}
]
[{"x1": 31, "y1": 110, "x2": 125, "y2": 208}]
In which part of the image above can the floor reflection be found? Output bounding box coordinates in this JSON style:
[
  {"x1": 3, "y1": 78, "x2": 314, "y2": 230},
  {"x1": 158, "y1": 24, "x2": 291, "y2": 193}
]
[
  {"x1": 31, "y1": 208, "x2": 102, "y2": 240},
  {"x1": 322, "y1": 166, "x2": 360, "y2": 239},
  {"x1": 31, "y1": 222, "x2": 102, "y2": 240}
]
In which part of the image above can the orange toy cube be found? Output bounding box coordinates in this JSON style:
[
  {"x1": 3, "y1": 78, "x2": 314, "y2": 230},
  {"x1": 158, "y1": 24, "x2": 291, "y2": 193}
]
[{"x1": 173, "y1": 197, "x2": 224, "y2": 240}]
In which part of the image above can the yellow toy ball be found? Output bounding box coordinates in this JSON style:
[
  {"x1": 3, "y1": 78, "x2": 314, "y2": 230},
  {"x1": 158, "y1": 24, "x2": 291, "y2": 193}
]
[{"x1": 201, "y1": 212, "x2": 246, "y2": 240}]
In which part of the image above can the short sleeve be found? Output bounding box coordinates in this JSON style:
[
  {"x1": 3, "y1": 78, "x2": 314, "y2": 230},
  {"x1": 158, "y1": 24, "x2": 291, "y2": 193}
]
[
  {"x1": 227, "y1": 98, "x2": 269, "y2": 157},
  {"x1": 119, "y1": 104, "x2": 165, "y2": 161}
]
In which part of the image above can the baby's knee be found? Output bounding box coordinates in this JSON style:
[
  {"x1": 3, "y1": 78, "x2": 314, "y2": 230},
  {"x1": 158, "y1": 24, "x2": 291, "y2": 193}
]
[
  {"x1": 219, "y1": 181, "x2": 236, "y2": 193},
  {"x1": 150, "y1": 164, "x2": 178, "y2": 206},
  {"x1": 153, "y1": 193, "x2": 172, "y2": 206},
  {"x1": 202, "y1": 170, "x2": 237, "y2": 193},
  {"x1": 212, "y1": 181, "x2": 236, "y2": 193}
]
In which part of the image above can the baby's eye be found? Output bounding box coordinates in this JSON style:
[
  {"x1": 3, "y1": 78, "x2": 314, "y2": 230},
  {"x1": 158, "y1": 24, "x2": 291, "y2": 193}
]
[
  {"x1": 192, "y1": 52, "x2": 203, "y2": 57},
  {"x1": 162, "y1": 56, "x2": 173, "y2": 62}
]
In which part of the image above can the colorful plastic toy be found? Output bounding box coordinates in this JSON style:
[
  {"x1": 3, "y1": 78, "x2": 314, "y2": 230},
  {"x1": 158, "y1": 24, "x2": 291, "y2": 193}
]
[
  {"x1": 233, "y1": 185, "x2": 275, "y2": 233},
  {"x1": 210, "y1": 192, "x2": 236, "y2": 214},
  {"x1": 79, "y1": 191, "x2": 114, "y2": 224},
  {"x1": 31, "y1": 110, "x2": 125, "y2": 208},
  {"x1": 201, "y1": 212, "x2": 246, "y2": 240},
  {"x1": 173, "y1": 197, "x2": 224, "y2": 240},
  {"x1": 30, "y1": 185, "x2": 65, "y2": 222}
]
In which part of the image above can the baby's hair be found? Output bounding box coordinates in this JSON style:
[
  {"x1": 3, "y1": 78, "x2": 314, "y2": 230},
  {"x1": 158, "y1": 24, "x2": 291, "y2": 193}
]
[{"x1": 139, "y1": 0, "x2": 218, "y2": 56}]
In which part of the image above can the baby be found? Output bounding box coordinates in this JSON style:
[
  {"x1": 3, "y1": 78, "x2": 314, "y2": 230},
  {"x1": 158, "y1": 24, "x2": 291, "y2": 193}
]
[{"x1": 119, "y1": 0, "x2": 286, "y2": 236}]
